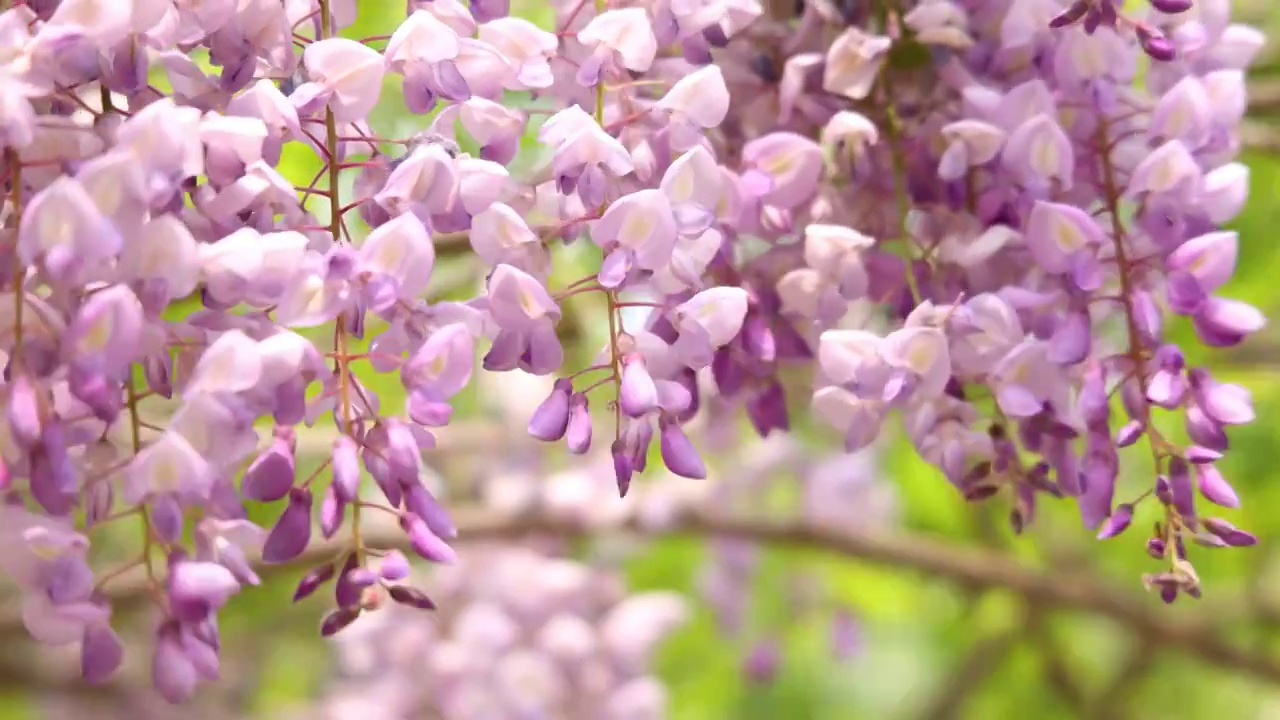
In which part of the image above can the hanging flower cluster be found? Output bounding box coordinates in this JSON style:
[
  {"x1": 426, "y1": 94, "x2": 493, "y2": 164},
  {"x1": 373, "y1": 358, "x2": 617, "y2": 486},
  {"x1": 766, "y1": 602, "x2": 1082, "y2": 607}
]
[{"x1": 0, "y1": 0, "x2": 1266, "y2": 705}]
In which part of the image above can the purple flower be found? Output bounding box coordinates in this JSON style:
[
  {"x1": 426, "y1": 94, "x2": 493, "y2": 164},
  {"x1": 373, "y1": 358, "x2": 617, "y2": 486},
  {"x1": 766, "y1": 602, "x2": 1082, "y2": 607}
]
[{"x1": 262, "y1": 488, "x2": 314, "y2": 564}]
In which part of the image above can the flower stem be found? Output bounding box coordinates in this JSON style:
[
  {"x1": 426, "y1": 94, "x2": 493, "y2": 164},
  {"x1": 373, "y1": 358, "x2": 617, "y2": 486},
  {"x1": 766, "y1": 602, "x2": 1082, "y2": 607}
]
[
  {"x1": 882, "y1": 100, "x2": 923, "y2": 307},
  {"x1": 588, "y1": 4, "x2": 625, "y2": 442},
  {"x1": 1097, "y1": 117, "x2": 1176, "y2": 565},
  {"x1": 317, "y1": 0, "x2": 362, "y2": 562},
  {"x1": 124, "y1": 375, "x2": 157, "y2": 587},
  {"x1": 7, "y1": 149, "x2": 23, "y2": 373}
]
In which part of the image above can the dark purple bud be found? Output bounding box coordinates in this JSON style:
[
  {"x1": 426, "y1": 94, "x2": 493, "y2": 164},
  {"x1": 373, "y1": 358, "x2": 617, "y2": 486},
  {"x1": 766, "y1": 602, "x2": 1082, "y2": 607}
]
[
  {"x1": 1146, "y1": 536, "x2": 1167, "y2": 559},
  {"x1": 566, "y1": 393, "x2": 592, "y2": 454},
  {"x1": 1150, "y1": 0, "x2": 1193, "y2": 13},
  {"x1": 1096, "y1": 503, "x2": 1134, "y2": 539},
  {"x1": 388, "y1": 584, "x2": 437, "y2": 610},
  {"x1": 399, "y1": 512, "x2": 458, "y2": 564},
  {"x1": 742, "y1": 315, "x2": 776, "y2": 363},
  {"x1": 611, "y1": 440, "x2": 634, "y2": 497},
  {"x1": 335, "y1": 552, "x2": 378, "y2": 608},
  {"x1": 1048, "y1": 0, "x2": 1089, "y2": 27},
  {"x1": 320, "y1": 606, "x2": 362, "y2": 637},
  {"x1": 263, "y1": 488, "x2": 313, "y2": 564},
  {"x1": 293, "y1": 563, "x2": 336, "y2": 602},
  {"x1": 528, "y1": 379, "x2": 572, "y2": 441},
  {"x1": 1138, "y1": 26, "x2": 1177, "y2": 61},
  {"x1": 964, "y1": 484, "x2": 1001, "y2": 502},
  {"x1": 242, "y1": 438, "x2": 296, "y2": 502},
  {"x1": 746, "y1": 382, "x2": 789, "y2": 437},
  {"x1": 659, "y1": 414, "x2": 706, "y2": 479},
  {"x1": 1202, "y1": 517, "x2": 1257, "y2": 547}
]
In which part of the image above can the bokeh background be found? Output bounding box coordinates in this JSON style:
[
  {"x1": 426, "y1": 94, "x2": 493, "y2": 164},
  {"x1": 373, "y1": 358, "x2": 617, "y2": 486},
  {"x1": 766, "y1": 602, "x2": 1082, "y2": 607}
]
[{"x1": 3, "y1": 1, "x2": 1280, "y2": 718}]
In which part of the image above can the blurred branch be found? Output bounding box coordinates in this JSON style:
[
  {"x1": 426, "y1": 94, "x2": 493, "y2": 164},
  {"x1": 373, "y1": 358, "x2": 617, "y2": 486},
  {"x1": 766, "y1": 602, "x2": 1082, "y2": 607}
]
[
  {"x1": 1087, "y1": 640, "x2": 1158, "y2": 720},
  {"x1": 1242, "y1": 122, "x2": 1280, "y2": 154},
  {"x1": 916, "y1": 621, "x2": 1020, "y2": 720},
  {"x1": 5, "y1": 503, "x2": 1280, "y2": 685},
  {"x1": 1027, "y1": 609, "x2": 1088, "y2": 714}
]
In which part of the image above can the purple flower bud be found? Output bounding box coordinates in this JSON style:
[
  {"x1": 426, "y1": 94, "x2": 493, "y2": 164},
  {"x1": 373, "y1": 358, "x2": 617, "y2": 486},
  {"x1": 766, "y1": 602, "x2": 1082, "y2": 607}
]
[
  {"x1": 143, "y1": 353, "x2": 173, "y2": 398},
  {"x1": 1049, "y1": 0, "x2": 1089, "y2": 27},
  {"x1": 1139, "y1": 30, "x2": 1177, "y2": 62},
  {"x1": 241, "y1": 438, "x2": 296, "y2": 502},
  {"x1": 263, "y1": 488, "x2": 313, "y2": 564},
  {"x1": 320, "y1": 606, "x2": 361, "y2": 637},
  {"x1": 830, "y1": 608, "x2": 861, "y2": 661},
  {"x1": 152, "y1": 622, "x2": 198, "y2": 703},
  {"x1": 407, "y1": 388, "x2": 453, "y2": 426},
  {"x1": 1195, "y1": 462, "x2": 1239, "y2": 508},
  {"x1": 1184, "y1": 446, "x2": 1222, "y2": 464},
  {"x1": 399, "y1": 511, "x2": 458, "y2": 564},
  {"x1": 566, "y1": 393, "x2": 592, "y2": 454},
  {"x1": 382, "y1": 418, "x2": 422, "y2": 485},
  {"x1": 1096, "y1": 503, "x2": 1134, "y2": 539},
  {"x1": 1146, "y1": 537, "x2": 1167, "y2": 559},
  {"x1": 293, "y1": 563, "x2": 336, "y2": 602},
  {"x1": 388, "y1": 584, "x2": 437, "y2": 610},
  {"x1": 659, "y1": 414, "x2": 706, "y2": 479},
  {"x1": 379, "y1": 550, "x2": 411, "y2": 581},
  {"x1": 619, "y1": 353, "x2": 659, "y2": 417},
  {"x1": 746, "y1": 382, "x2": 789, "y2": 437},
  {"x1": 150, "y1": 494, "x2": 186, "y2": 544},
  {"x1": 320, "y1": 485, "x2": 345, "y2": 539},
  {"x1": 528, "y1": 378, "x2": 572, "y2": 441},
  {"x1": 81, "y1": 623, "x2": 124, "y2": 684},
  {"x1": 336, "y1": 552, "x2": 378, "y2": 608},
  {"x1": 611, "y1": 440, "x2": 634, "y2": 497},
  {"x1": 1150, "y1": 0, "x2": 1193, "y2": 13},
  {"x1": 1202, "y1": 517, "x2": 1257, "y2": 547},
  {"x1": 330, "y1": 435, "x2": 361, "y2": 503},
  {"x1": 1185, "y1": 405, "x2": 1228, "y2": 451},
  {"x1": 404, "y1": 483, "x2": 456, "y2": 539},
  {"x1": 168, "y1": 561, "x2": 241, "y2": 621},
  {"x1": 6, "y1": 375, "x2": 43, "y2": 449},
  {"x1": 1114, "y1": 420, "x2": 1144, "y2": 448},
  {"x1": 1167, "y1": 457, "x2": 1196, "y2": 519},
  {"x1": 743, "y1": 640, "x2": 779, "y2": 684}
]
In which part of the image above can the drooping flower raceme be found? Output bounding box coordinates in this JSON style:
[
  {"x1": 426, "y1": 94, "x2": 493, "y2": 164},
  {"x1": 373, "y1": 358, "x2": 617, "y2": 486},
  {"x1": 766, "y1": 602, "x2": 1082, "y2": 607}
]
[{"x1": 0, "y1": 0, "x2": 1267, "y2": 708}]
